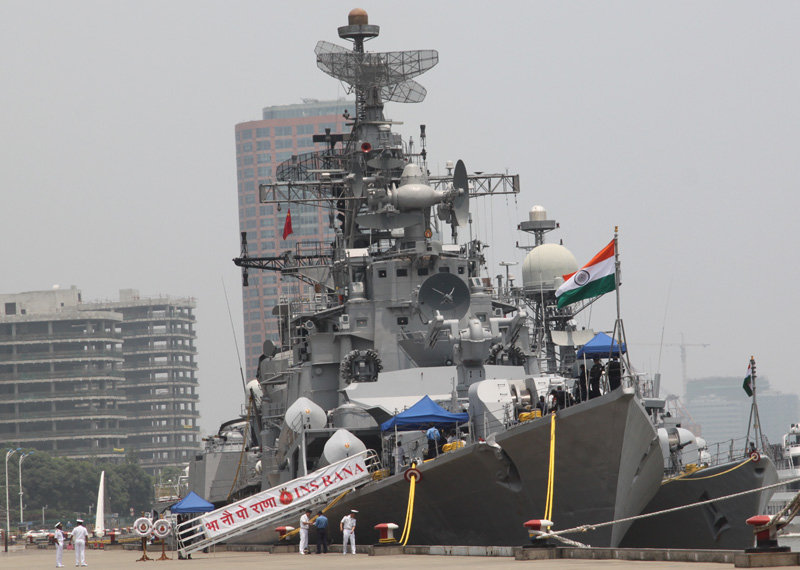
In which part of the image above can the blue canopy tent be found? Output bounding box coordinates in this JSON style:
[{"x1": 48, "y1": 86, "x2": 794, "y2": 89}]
[
  {"x1": 576, "y1": 331, "x2": 626, "y2": 359},
  {"x1": 169, "y1": 491, "x2": 215, "y2": 513},
  {"x1": 380, "y1": 395, "x2": 469, "y2": 432}
]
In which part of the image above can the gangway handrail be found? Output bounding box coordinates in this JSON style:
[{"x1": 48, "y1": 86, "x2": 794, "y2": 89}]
[{"x1": 176, "y1": 449, "x2": 380, "y2": 556}]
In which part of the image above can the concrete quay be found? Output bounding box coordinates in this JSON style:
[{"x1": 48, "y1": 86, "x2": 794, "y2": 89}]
[{"x1": 3, "y1": 542, "x2": 796, "y2": 569}]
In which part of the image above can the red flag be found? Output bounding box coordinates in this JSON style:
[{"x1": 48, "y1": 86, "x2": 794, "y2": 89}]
[{"x1": 282, "y1": 208, "x2": 293, "y2": 240}]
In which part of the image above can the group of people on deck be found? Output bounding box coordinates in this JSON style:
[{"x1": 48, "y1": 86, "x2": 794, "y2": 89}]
[{"x1": 537, "y1": 355, "x2": 623, "y2": 414}]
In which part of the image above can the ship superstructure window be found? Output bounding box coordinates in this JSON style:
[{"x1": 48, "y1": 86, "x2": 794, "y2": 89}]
[
  {"x1": 438, "y1": 267, "x2": 450, "y2": 273},
  {"x1": 458, "y1": 266, "x2": 465, "y2": 274},
  {"x1": 378, "y1": 270, "x2": 387, "y2": 278},
  {"x1": 356, "y1": 318, "x2": 367, "y2": 327},
  {"x1": 4, "y1": 303, "x2": 16, "y2": 315},
  {"x1": 397, "y1": 317, "x2": 408, "y2": 325},
  {"x1": 417, "y1": 268, "x2": 429, "y2": 276},
  {"x1": 396, "y1": 269, "x2": 408, "y2": 277}
]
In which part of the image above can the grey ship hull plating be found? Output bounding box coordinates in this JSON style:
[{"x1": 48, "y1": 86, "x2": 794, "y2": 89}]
[
  {"x1": 229, "y1": 388, "x2": 663, "y2": 548},
  {"x1": 619, "y1": 457, "x2": 778, "y2": 549}
]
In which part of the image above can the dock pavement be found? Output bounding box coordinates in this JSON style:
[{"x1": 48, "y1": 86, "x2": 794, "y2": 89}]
[{"x1": 0, "y1": 546, "x2": 741, "y2": 570}]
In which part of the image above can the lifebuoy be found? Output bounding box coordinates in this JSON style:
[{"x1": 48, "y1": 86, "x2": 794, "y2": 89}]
[
  {"x1": 134, "y1": 517, "x2": 152, "y2": 537},
  {"x1": 153, "y1": 519, "x2": 171, "y2": 539},
  {"x1": 750, "y1": 451, "x2": 761, "y2": 462},
  {"x1": 404, "y1": 468, "x2": 422, "y2": 483}
]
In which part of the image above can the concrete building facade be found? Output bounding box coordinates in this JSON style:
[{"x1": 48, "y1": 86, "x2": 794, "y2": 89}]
[
  {"x1": 0, "y1": 287, "x2": 201, "y2": 475},
  {"x1": 0, "y1": 287, "x2": 126, "y2": 461},
  {"x1": 235, "y1": 99, "x2": 351, "y2": 380},
  {"x1": 84, "y1": 289, "x2": 200, "y2": 473}
]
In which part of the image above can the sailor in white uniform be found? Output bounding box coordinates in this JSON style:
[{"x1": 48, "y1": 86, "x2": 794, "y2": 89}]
[
  {"x1": 299, "y1": 509, "x2": 312, "y2": 554},
  {"x1": 54, "y1": 522, "x2": 65, "y2": 567},
  {"x1": 71, "y1": 519, "x2": 89, "y2": 567},
  {"x1": 340, "y1": 510, "x2": 357, "y2": 554}
]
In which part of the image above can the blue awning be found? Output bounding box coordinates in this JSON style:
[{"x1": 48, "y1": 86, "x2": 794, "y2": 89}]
[
  {"x1": 576, "y1": 332, "x2": 626, "y2": 359},
  {"x1": 380, "y1": 395, "x2": 469, "y2": 432}
]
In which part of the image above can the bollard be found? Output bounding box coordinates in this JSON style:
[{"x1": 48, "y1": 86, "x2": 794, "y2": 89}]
[
  {"x1": 275, "y1": 526, "x2": 295, "y2": 541},
  {"x1": 744, "y1": 515, "x2": 790, "y2": 553},
  {"x1": 374, "y1": 523, "x2": 399, "y2": 544},
  {"x1": 523, "y1": 519, "x2": 555, "y2": 548}
]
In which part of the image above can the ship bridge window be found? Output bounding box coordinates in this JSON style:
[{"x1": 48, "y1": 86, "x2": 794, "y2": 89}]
[
  {"x1": 356, "y1": 318, "x2": 368, "y2": 328},
  {"x1": 417, "y1": 268, "x2": 429, "y2": 276},
  {"x1": 438, "y1": 267, "x2": 450, "y2": 273},
  {"x1": 377, "y1": 269, "x2": 387, "y2": 278},
  {"x1": 396, "y1": 268, "x2": 408, "y2": 277},
  {"x1": 397, "y1": 317, "x2": 409, "y2": 325},
  {"x1": 476, "y1": 313, "x2": 487, "y2": 323},
  {"x1": 458, "y1": 266, "x2": 465, "y2": 274}
]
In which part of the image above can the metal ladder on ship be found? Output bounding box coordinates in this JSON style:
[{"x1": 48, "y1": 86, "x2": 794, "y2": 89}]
[{"x1": 176, "y1": 450, "x2": 381, "y2": 557}]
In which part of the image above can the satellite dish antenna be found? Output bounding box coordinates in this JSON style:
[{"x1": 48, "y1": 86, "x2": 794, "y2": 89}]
[
  {"x1": 418, "y1": 273, "x2": 471, "y2": 321},
  {"x1": 452, "y1": 159, "x2": 469, "y2": 227},
  {"x1": 262, "y1": 339, "x2": 278, "y2": 358},
  {"x1": 350, "y1": 161, "x2": 364, "y2": 198}
]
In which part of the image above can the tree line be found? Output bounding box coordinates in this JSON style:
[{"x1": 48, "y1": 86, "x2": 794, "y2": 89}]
[{"x1": 2, "y1": 449, "x2": 154, "y2": 529}]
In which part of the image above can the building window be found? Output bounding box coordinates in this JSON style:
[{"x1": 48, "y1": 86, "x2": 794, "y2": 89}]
[
  {"x1": 245, "y1": 206, "x2": 256, "y2": 217},
  {"x1": 240, "y1": 129, "x2": 253, "y2": 139},
  {"x1": 275, "y1": 125, "x2": 293, "y2": 136},
  {"x1": 245, "y1": 194, "x2": 256, "y2": 204},
  {"x1": 259, "y1": 205, "x2": 274, "y2": 215},
  {"x1": 241, "y1": 142, "x2": 252, "y2": 152},
  {"x1": 276, "y1": 151, "x2": 293, "y2": 161},
  {"x1": 258, "y1": 167, "x2": 272, "y2": 177},
  {"x1": 296, "y1": 124, "x2": 314, "y2": 135},
  {"x1": 297, "y1": 137, "x2": 314, "y2": 148},
  {"x1": 275, "y1": 139, "x2": 293, "y2": 149},
  {"x1": 243, "y1": 168, "x2": 254, "y2": 179},
  {"x1": 256, "y1": 127, "x2": 270, "y2": 137},
  {"x1": 242, "y1": 155, "x2": 254, "y2": 165},
  {"x1": 257, "y1": 153, "x2": 271, "y2": 163}
]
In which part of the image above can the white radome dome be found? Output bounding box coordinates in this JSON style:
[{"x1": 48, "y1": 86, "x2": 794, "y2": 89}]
[{"x1": 522, "y1": 243, "x2": 578, "y2": 292}]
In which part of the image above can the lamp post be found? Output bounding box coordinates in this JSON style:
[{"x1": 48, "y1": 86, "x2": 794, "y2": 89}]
[
  {"x1": 5, "y1": 448, "x2": 21, "y2": 552},
  {"x1": 19, "y1": 451, "x2": 34, "y2": 524}
]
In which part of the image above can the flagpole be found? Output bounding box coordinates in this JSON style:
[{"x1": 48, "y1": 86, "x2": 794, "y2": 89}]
[{"x1": 610, "y1": 227, "x2": 634, "y2": 393}]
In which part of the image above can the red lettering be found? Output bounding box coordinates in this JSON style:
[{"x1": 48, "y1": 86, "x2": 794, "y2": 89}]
[
  {"x1": 220, "y1": 511, "x2": 234, "y2": 525},
  {"x1": 355, "y1": 464, "x2": 365, "y2": 473},
  {"x1": 309, "y1": 481, "x2": 319, "y2": 491},
  {"x1": 235, "y1": 506, "x2": 249, "y2": 520},
  {"x1": 341, "y1": 467, "x2": 353, "y2": 476},
  {"x1": 321, "y1": 475, "x2": 332, "y2": 487},
  {"x1": 206, "y1": 520, "x2": 220, "y2": 532},
  {"x1": 334, "y1": 472, "x2": 344, "y2": 482},
  {"x1": 295, "y1": 484, "x2": 312, "y2": 498}
]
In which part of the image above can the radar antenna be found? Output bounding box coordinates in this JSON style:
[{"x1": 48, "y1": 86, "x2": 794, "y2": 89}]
[{"x1": 315, "y1": 41, "x2": 439, "y2": 105}]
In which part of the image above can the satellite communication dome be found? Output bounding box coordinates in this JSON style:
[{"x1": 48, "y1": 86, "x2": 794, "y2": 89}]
[{"x1": 522, "y1": 243, "x2": 578, "y2": 294}]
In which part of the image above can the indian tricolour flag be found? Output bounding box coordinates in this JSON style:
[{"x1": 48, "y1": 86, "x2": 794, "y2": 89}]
[
  {"x1": 555, "y1": 240, "x2": 616, "y2": 309},
  {"x1": 743, "y1": 361, "x2": 753, "y2": 397}
]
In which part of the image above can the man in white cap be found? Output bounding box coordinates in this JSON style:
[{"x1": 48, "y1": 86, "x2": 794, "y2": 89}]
[
  {"x1": 54, "y1": 522, "x2": 65, "y2": 567},
  {"x1": 339, "y1": 510, "x2": 357, "y2": 555},
  {"x1": 71, "y1": 519, "x2": 89, "y2": 566}
]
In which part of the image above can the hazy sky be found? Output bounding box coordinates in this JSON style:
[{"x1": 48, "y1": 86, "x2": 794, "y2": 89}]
[{"x1": 2, "y1": 1, "x2": 798, "y2": 434}]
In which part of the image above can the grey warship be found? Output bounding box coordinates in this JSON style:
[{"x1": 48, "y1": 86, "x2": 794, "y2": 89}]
[{"x1": 188, "y1": 8, "x2": 676, "y2": 548}]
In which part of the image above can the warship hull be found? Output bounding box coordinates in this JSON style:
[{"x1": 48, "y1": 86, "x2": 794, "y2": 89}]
[
  {"x1": 619, "y1": 457, "x2": 778, "y2": 549},
  {"x1": 230, "y1": 387, "x2": 663, "y2": 547}
]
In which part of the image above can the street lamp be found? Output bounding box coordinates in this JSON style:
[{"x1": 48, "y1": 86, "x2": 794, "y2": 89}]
[
  {"x1": 5, "y1": 448, "x2": 21, "y2": 552},
  {"x1": 19, "y1": 451, "x2": 34, "y2": 524}
]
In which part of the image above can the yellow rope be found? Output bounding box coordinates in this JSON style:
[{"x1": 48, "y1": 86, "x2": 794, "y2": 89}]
[
  {"x1": 661, "y1": 455, "x2": 755, "y2": 485},
  {"x1": 399, "y1": 464, "x2": 418, "y2": 545},
  {"x1": 543, "y1": 413, "x2": 556, "y2": 523}
]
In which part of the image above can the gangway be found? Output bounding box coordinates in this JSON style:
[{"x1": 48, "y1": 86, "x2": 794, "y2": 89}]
[{"x1": 176, "y1": 450, "x2": 380, "y2": 556}]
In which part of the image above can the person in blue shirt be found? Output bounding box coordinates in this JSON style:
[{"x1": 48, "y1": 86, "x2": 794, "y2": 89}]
[
  {"x1": 426, "y1": 425, "x2": 440, "y2": 458},
  {"x1": 314, "y1": 511, "x2": 329, "y2": 554}
]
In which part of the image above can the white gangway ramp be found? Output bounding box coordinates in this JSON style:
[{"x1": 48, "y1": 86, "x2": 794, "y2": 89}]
[{"x1": 177, "y1": 450, "x2": 380, "y2": 556}]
